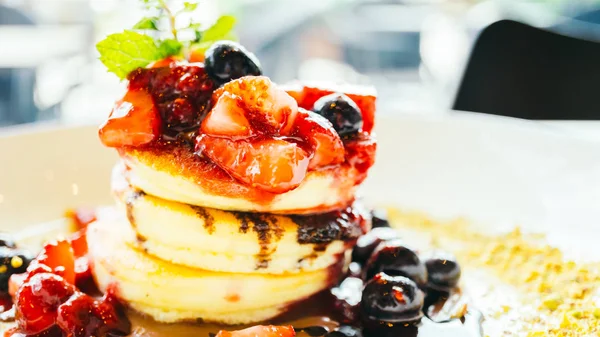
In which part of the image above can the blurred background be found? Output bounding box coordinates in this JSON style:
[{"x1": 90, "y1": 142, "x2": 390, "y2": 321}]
[{"x1": 2, "y1": 0, "x2": 600, "y2": 127}]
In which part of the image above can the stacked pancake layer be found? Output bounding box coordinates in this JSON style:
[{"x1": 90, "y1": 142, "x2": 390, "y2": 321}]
[{"x1": 88, "y1": 154, "x2": 369, "y2": 324}]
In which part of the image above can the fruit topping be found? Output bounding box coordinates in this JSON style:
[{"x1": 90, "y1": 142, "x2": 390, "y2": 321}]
[
  {"x1": 364, "y1": 239, "x2": 427, "y2": 287},
  {"x1": 0, "y1": 247, "x2": 33, "y2": 294},
  {"x1": 214, "y1": 325, "x2": 296, "y2": 337},
  {"x1": 196, "y1": 135, "x2": 310, "y2": 193},
  {"x1": 370, "y1": 209, "x2": 390, "y2": 229},
  {"x1": 293, "y1": 110, "x2": 345, "y2": 169},
  {"x1": 331, "y1": 277, "x2": 364, "y2": 323},
  {"x1": 361, "y1": 273, "x2": 424, "y2": 323},
  {"x1": 33, "y1": 240, "x2": 76, "y2": 285},
  {"x1": 284, "y1": 83, "x2": 376, "y2": 134},
  {"x1": 56, "y1": 292, "x2": 130, "y2": 337},
  {"x1": 351, "y1": 228, "x2": 399, "y2": 265},
  {"x1": 312, "y1": 94, "x2": 363, "y2": 138},
  {"x1": 205, "y1": 76, "x2": 299, "y2": 136},
  {"x1": 343, "y1": 135, "x2": 377, "y2": 184},
  {"x1": 15, "y1": 273, "x2": 76, "y2": 334},
  {"x1": 205, "y1": 41, "x2": 263, "y2": 86},
  {"x1": 99, "y1": 89, "x2": 161, "y2": 147},
  {"x1": 424, "y1": 252, "x2": 461, "y2": 291},
  {"x1": 128, "y1": 63, "x2": 214, "y2": 133}
]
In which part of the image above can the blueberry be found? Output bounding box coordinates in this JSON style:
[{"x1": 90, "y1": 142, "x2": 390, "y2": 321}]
[
  {"x1": 331, "y1": 277, "x2": 364, "y2": 323},
  {"x1": 312, "y1": 94, "x2": 363, "y2": 137},
  {"x1": 0, "y1": 234, "x2": 16, "y2": 249},
  {"x1": 351, "y1": 228, "x2": 399, "y2": 265},
  {"x1": 361, "y1": 273, "x2": 424, "y2": 323},
  {"x1": 363, "y1": 239, "x2": 427, "y2": 287},
  {"x1": 371, "y1": 209, "x2": 390, "y2": 229},
  {"x1": 204, "y1": 41, "x2": 262, "y2": 85},
  {"x1": 0, "y1": 247, "x2": 33, "y2": 293},
  {"x1": 424, "y1": 251, "x2": 461, "y2": 291}
]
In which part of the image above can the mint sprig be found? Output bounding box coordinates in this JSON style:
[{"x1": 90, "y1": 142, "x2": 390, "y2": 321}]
[{"x1": 96, "y1": 0, "x2": 237, "y2": 80}]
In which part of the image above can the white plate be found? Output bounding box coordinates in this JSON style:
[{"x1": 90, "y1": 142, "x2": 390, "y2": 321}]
[{"x1": 1, "y1": 113, "x2": 600, "y2": 259}]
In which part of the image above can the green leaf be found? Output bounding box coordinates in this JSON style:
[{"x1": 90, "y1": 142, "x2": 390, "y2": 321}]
[
  {"x1": 200, "y1": 15, "x2": 236, "y2": 43},
  {"x1": 182, "y1": 2, "x2": 198, "y2": 12},
  {"x1": 158, "y1": 38, "x2": 183, "y2": 56},
  {"x1": 96, "y1": 30, "x2": 166, "y2": 80},
  {"x1": 133, "y1": 16, "x2": 159, "y2": 30}
]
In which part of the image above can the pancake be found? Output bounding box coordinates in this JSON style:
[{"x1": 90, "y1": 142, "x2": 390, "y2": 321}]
[
  {"x1": 87, "y1": 214, "x2": 346, "y2": 324},
  {"x1": 118, "y1": 140, "x2": 370, "y2": 214},
  {"x1": 111, "y1": 170, "x2": 369, "y2": 274}
]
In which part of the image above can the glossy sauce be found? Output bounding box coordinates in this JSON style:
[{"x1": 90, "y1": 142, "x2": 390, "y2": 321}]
[{"x1": 125, "y1": 290, "x2": 482, "y2": 337}]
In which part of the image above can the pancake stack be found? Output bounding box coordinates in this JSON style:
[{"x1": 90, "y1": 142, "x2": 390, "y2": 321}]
[{"x1": 88, "y1": 60, "x2": 377, "y2": 325}]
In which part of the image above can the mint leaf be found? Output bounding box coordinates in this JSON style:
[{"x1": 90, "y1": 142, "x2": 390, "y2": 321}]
[
  {"x1": 200, "y1": 15, "x2": 236, "y2": 43},
  {"x1": 182, "y1": 2, "x2": 198, "y2": 12},
  {"x1": 97, "y1": 31, "x2": 165, "y2": 79},
  {"x1": 158, "y1": 38, "x2": 183, "y2": 56},
  {"x1": 133, "y1": 16, "x2": 159, "y2": 30}
]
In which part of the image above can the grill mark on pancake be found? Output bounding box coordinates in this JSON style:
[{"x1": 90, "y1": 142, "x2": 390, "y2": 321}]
[
  {"x1": 190, "y1": 206, "x2": 215, "y2": 234},
  {"x1": 292, "y1": 204, "x2": 365, "y2": 245},
  {"x1": 126, "y1": 190, "x2": 147, "y2": 242},
  {"x1": 234, "y1": 212, "x2": 283, "y2": 269}
]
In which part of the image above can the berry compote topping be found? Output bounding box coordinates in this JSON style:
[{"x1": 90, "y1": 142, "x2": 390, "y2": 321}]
[
  {"x1": 204, "y1": 41, "x2": 263, "y2": 86},
  {"x1": 128, "y1": 59, "x2": 215, "y2": 134},
  {"x1": 364, "y1": 240, "x2": 427, "y2": 287},
  {"x1": 361, "y1": 273, "x2": 425, "y2": 324},
  {"x1": 6, "y1": 232, "x2": 130, "y2": 337}
]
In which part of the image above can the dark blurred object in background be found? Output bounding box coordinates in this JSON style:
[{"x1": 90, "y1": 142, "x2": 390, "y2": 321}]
[
  {"x1": 454, "y1": 20, "x2": 600, "y2": 120},
  {"x1": 0, "y1": 4, "x2": 37, "y2": 126}
]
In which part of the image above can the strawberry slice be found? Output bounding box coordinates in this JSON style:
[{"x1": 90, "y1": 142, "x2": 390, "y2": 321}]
[
  {"x1": 99, "y1": 89, "x2": 161, "y2": 148},
  {"x1": 215, "y1": 325, "x2": 295, "y2": 337},
  {"x1": 344, "y1": 134, "x2": 377, "y2": 185},
  {"x1": 69, "y1": 231, "x2": 91, "y2": 286},
  {"x1": 32, "y1": 240, "x2": 76, "y2": 285},
  {"x1": 294, "y1": 110, "x2": 344, "y2": 170},
  {"x1": 282, "y1": 82, "x2": 377, "y2": 134},
  {"x1": 211, "y1": 76, "x2": 299, "y2": 136},
  {"x1": 201, "y1": 92, "x2": 253, "y2": 138},
  {"x1": 196, "y1": 135, "x2": 310, "y2": 193}
]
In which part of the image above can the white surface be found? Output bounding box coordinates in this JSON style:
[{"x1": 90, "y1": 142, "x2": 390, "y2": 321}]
[{"x1": 1, "y1": 113, "x2": 600, "y2": 259}]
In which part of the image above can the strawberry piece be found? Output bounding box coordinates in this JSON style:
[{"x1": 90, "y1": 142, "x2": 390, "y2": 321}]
[
  {"x1": 294, "y1": 110, "x2": 344, "y2": 170},
  {"x1": 201, "y1": 92, "x2": 253, "y2": 138},
  {"x1": 15, "y1": 273, "x2": 75, "y2": 334},
  {"x1": 99, "y1": 89, "x2": 161, "y2": 148},
  {"x1": 344, "y1": 135, "x2": 377, "y2": 185},
  {"x1": 33, "y1": 240, "x2": 76, "y2": 285},
  {"x1": 215, "y1": 325, "x2": 295, "y2": 337},
  {"x1": 56, "y1": 292, "x2": 130, "y2": 337},
  {"x1": 196, "y1": 135, "x2": 310, "y2": 193},
  {"x1": 283, "y1": 82, "x2": 377, "y2": 134},
  {"x1": 69, "y1": 231, "x2": 91, "y2": 286},
  {"x1": 209, "y1": 76, "x2": 299, "y2": 135}
]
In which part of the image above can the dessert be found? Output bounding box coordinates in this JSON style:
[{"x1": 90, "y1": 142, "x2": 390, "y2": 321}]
[{"x1": 0, "y1": 2, "x2": 485, "y2": 337}]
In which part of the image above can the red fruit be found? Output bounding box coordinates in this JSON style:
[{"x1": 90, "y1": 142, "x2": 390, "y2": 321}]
[
  {"x1": 15, "y1": 273, "x2": 75, "y2": 334},
  {"x1": 201, "y1": 92, "x2": 253, "y2": 138},
  {"x1": 294, "y1": 110, "x2": 344, "y2": 170},
  {"x1": 283, "y1": 82, "x2": 377, "y2": 134},
  {"x1": 344, "y1": 135, "x2": 377, "y2": 184},
  {"x1": 210, "y1": 76, "x2": 299, "y2": 135},
  {"x1": 196, "y1": 135, "x2": 310, "y2": 193},
  {"x1": 69, "y1": 231, "x2": 91, "y2": 285},
  {"x1": 215, "y1": 325, "x2": 296, "y2": 337},
  {"x1": 99, "y1": 89, "x2": 161, "y2": 147},
  {"x1": 34, "y1": 240, "x2": 76, "y2": 285}
]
